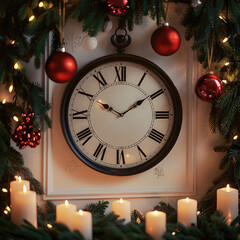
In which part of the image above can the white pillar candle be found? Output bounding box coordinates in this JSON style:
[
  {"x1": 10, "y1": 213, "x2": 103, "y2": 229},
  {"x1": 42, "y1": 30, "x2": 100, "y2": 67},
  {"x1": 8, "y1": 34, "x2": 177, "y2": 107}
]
[
  {"x1": 217, "y1": 184, "x2": 238, "y2": 225},
  {"x1": 145, "y1": 210, "x2": 166, "y2": 240},
  {"x1": 112, "y1": 198, "x2": 131, "y2": 223},
  {"x1": 11, "y1": 185, "x2": 37, "y2": 228},
  {"x1": 177, "y1": 197, "x2": 197, "y2": 227},
  {"x1": 10, "y1": 176, "x2": 30, "y2": 225},
  {"x1": 72, "y1": 210, "x2": 93, "y2": 240},
  {"x1": 56, "y1": 200, "x2": 77, "y2": 230}
]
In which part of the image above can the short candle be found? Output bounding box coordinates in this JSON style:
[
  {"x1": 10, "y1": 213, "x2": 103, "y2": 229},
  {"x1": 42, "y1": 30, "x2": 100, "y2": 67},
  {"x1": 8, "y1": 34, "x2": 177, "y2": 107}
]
[
  {"x1": 145, "y1": 210, "x2": 166, "y2": 240},
  {"x1": 72, "y1": 210, "x2": 93, "y2": 240},
  {"x1": 217, "y1": 184, "x2": 238, "y2": 225},
  {"x1": 56, "y1": 200, "x2": 77, "y2": 230},
  {"x1": 177, "y1": 197, "x2": 197, "y2": 227},
  {"x1": 112, "y1": 198, "x2": 131, "y2": 223}
]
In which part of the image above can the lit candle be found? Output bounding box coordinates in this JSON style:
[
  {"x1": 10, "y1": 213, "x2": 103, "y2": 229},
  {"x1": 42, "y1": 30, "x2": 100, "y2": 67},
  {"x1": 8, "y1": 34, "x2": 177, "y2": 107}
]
[
  {"x1": 11, "y1": 185, "x2": 37, "y2": 227},
  {"x1": 10, "y1": 176, "x2": 30, "y2": 224},
  {"x1": 217, "y1": 184, "x2": 238, "y2": 225},
  {"x1": 72, "y1": 210, "x2": 93, "y2": 240},
  {"x1": 56, "y1": 200, "x2": 77, "y2": 230},
  {"x1": 177, "y1": 197, "x2": 197, "y2": 227},
  {"x1": 112, "y1": 198, "x2": 131, "y2": 223},
  {"x1": 145, "y1": 210, "x2": 166, "y2": 240}
]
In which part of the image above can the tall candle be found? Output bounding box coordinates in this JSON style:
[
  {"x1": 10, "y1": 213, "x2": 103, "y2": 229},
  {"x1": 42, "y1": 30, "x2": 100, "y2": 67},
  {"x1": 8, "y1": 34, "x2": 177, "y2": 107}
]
[
  {"x1": 56, "y1": 200, "x2": 77, "y2": 230},
  {"x1": 177, "y1": 197, "x2": 197, "y2": 227},
  {"x1": 112, "y1": 198, "x2": 131, "y2": 223},
  {"x1": 10, "y1": 176, "x2": 30, "y2": 225},
  {"x1": 217, "y1": 184, "x2": 238, "y2": 225},
  {"x1": 72, "y1": 210, "x2": 92, "y2": 240},
  {"x1": 11, "y1": 185, "x2": 37, "y2": 227},
  {"x1": 145, "y1": 210, "x2": 166, "y2": 240}
]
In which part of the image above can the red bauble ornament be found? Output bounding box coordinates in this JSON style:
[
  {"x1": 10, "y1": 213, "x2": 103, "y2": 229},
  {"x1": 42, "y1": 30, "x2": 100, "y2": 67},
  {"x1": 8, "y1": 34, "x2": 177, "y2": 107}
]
[
  {"x1": 195, "y1": 74, "x2": 223, "y2": 102},
  {"x1": 45, "y1": 51, "x2": 77, "y2": 83},
  {"x1": 151, "y1": 23, "x2": 181, "y2": 56},
  {"x1": 107, "y1": 0, "x2": 129, "y2": 16},
  {"x1": 12, "y1": 109, "x2": 41, "y2": 149}
]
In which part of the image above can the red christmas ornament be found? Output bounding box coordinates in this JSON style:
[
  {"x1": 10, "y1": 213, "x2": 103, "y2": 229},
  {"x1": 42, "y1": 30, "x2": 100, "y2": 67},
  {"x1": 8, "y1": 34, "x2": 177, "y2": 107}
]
[
  {"x1": 12, "y1": 109, "x2": 41, "y2": 149},
  {"x1": 151, "y1": 23, "x2": 181, "y2": 56},
  {"x1": 45, "y1": 51, "x2": 77, "y2": 83},
  {"x1": 107, "y1": 0, "x2": 129, "y2": 16},
  {"x1": 195, "y1": 74, "x2": 223, "y2": 102}
]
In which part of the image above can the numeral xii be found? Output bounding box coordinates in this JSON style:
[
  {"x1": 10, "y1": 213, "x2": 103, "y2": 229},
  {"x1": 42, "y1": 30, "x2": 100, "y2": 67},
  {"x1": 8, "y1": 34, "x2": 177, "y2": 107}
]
[{"x1": 115, "y1": 66, "x2": 126, "y2": 81}]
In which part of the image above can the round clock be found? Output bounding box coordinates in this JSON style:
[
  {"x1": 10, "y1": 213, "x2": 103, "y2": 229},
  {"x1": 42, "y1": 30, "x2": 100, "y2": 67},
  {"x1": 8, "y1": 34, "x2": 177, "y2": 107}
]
[{"x1": 61, "y1": 54, "x2": 182, "y2": 176}]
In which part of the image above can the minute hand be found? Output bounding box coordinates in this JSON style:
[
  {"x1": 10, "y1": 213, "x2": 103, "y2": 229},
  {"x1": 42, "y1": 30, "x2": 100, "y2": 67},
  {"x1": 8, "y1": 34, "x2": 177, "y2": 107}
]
[{"x1": 122, "y1": 96, "x2": 148, "y2": 116}]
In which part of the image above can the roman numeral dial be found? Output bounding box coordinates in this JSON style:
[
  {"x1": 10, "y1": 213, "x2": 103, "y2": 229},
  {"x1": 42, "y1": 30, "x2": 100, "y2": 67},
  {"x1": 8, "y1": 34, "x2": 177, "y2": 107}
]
[{"x1": 62, "y1": 55, "x2": 182, "y2": 176}]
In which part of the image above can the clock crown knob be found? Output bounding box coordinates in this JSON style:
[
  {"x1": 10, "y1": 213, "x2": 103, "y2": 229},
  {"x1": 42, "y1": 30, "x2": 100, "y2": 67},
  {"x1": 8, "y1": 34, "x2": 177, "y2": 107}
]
[{"x1": 111, "y1": 27, "x2": 131, "y2": 53}]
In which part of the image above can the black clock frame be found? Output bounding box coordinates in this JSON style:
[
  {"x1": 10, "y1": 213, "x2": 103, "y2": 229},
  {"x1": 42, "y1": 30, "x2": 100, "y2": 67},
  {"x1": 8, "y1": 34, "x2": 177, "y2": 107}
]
[{"x1": 61, "y1": 54, "x2": 182, "y2": 176}]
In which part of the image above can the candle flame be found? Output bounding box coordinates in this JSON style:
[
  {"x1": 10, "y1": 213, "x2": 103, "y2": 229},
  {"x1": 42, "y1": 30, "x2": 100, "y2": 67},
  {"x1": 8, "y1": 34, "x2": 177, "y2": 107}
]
[
  {"x1": 65, "y1": 200, "x2": 69, "y2": 206},
  {"x1": 120, "y1": 198, "x2": 123, "y2": 203},
  {"x1": 79, "y1": 210, "x2": 83, "y2": 215},
  {"x1": 186, "y1": 197, "x2": 189, "y2": 202},
  {"x1": 23, "y1": 185, "x2": 27, "y2": 193},
  {"x1": 227, "y1": 184, "x2": 230, "y2": 192}
]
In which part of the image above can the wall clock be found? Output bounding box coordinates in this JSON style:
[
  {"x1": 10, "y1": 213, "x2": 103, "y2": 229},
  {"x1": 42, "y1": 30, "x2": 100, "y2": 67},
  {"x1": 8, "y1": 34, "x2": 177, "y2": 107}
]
[{"x1": 61, "y1": 54, "x2": 182, "y2": 176}]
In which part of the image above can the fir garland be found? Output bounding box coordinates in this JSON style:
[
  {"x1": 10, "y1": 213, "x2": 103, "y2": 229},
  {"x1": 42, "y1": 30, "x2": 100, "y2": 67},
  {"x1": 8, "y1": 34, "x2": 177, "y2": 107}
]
[{"x1": 1, "y1": 0, "x2": 240, "y2": 239}]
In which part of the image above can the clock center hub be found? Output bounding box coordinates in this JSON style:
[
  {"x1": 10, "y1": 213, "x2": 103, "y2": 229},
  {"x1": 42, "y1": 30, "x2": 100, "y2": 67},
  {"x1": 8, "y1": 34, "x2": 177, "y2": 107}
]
[{"x1": 89, "y1": 82, "x2": 154, "y2": 149}]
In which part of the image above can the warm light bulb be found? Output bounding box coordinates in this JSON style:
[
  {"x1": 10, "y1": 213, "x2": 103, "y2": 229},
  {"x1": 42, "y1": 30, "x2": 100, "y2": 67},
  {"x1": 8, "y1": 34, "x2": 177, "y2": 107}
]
[
  {"x1": 225, "y1": 62, "x2": 230, "y2": 66},
  {"x1": 222, "y1": 80, "x2": 228, "y2": 84},
  {"x1": 222, "y1": 37, "x2": 229, "y2": 43},
  {"x1": 65, "y1": 200, "x2": 69, "y2": 206},
  {"x1": 2, "y1": 188, "x2": 8, "y2": 193},
  {"x1": 5, "y1": 206, "x2": 11, "y2": 212},
  {"x1": 233, "y1": 135, "x2": 238, "y2": 140},
  {"x1": 38, "y1": 1, "x2": 44, "y2": 7},
  {"x1": 14, "y1": 62, "x2": 19, "y2": 69},
  {"x1": 197, "y1": 211, "x2": 200, "y2": 215},
  {"x1": 9, "y1": 85, "x2": 13, "y2": 93},
  {"x1": 47, "y1": 223, "x2": 53, "y2": 228},
  {"x1": 2, "y1": 99, "x2": 6, "y2": 104},
  {"x1": 186, "y1": 197, "x2": 189, "y2": 202},
  {"x1": 29, "y1": 15, "x2": 35, "y2": 22},
  {"x1": 79, "y1": 210, "x2": 83, "y2": 215},
  {"x1": 3, "y1": 210, "x2": 8, "y2": 215},
  {"x1": 154, "y1": 210, "x2": 158, "y2": 215},
  {"x1": 227, "y1": 184, "x2": 230, "y2": 192},
  {"x1": 172, "y1": 232, "x2": 176, "y2": 236},
  {"x1": 120, "y1": 198, "x2": 123, "y2": 203},
  {"x1": 13, "y1": 116, "x2": 19, "y2": 122},
  {"x1": 10, "y1": 40, "x2": 15, "y2": 45},
  {"x1": 23, "y1": 185, "x2": 27, "y2": 193}
]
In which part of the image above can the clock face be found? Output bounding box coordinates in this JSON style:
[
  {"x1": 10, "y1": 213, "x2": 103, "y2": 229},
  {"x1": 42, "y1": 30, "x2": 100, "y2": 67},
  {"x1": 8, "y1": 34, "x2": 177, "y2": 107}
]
[{"x1": 61, "y1": 54, "x2": 182, "y2": 176}]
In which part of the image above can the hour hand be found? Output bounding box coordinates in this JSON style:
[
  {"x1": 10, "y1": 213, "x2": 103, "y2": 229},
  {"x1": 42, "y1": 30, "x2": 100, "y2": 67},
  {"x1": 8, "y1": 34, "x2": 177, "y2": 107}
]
[
  {"x1": 97, "y1": 101, "x2": 123, "y2": 117},
  {"x1": 97, "y1": 101, "x2": 110, "y2": 110}
]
